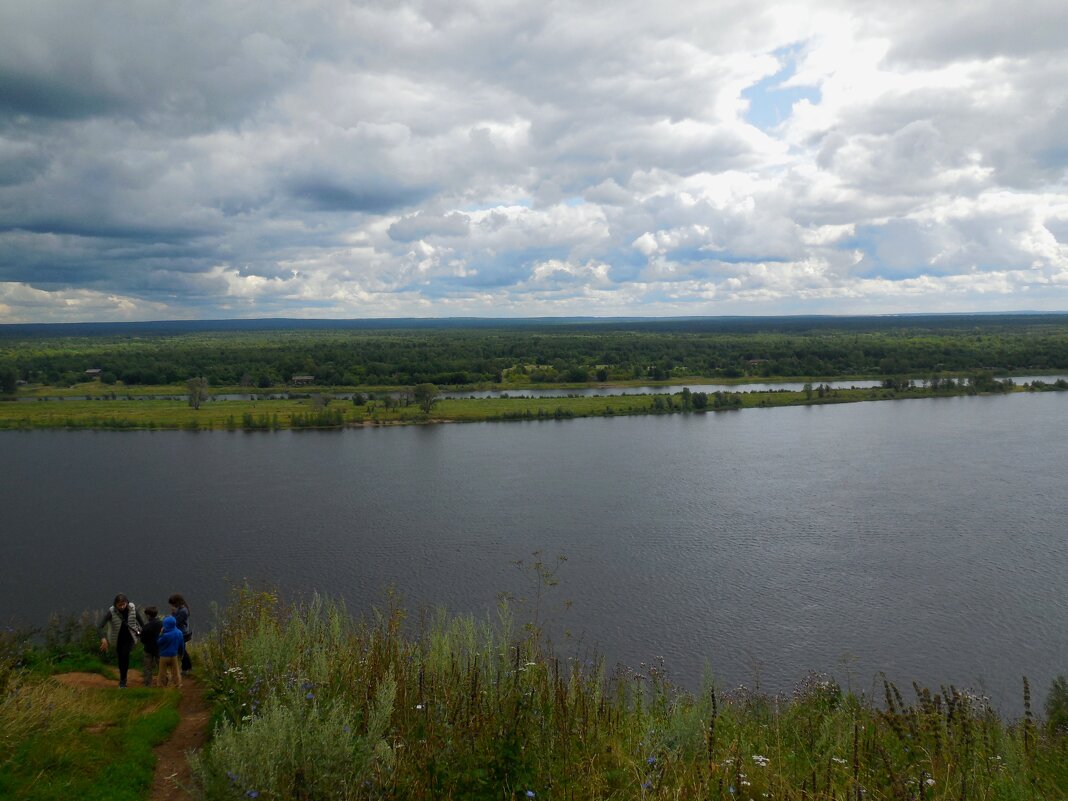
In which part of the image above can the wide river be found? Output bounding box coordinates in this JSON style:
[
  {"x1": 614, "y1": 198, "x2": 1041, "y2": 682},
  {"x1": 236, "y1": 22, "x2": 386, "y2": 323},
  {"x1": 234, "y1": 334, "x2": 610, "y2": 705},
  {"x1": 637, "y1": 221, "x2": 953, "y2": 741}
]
[{"x1": 3, "y1": 392, "x2": 1066, "y2": 711}]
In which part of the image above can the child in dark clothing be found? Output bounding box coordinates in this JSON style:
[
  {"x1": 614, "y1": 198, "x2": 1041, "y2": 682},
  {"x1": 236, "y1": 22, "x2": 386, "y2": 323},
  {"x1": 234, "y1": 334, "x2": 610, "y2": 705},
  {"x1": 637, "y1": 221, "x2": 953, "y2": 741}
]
[{"x1": 140, "y1": 606, "x2": 162, "y2": 687}]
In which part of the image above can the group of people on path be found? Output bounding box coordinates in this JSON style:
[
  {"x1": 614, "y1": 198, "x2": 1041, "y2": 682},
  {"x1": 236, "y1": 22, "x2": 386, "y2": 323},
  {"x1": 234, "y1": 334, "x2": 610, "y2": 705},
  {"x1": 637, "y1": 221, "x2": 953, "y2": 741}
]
[{"x1": 98, "y1": 593, "x2": 192, "y2": 688}]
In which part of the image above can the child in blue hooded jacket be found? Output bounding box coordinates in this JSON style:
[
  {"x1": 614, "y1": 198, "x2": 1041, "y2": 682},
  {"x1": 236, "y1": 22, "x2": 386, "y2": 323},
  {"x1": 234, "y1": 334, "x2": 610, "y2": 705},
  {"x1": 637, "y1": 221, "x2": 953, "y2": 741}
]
[{"x1": 157, "y1": 615, "x2": 184, "y2": 688}]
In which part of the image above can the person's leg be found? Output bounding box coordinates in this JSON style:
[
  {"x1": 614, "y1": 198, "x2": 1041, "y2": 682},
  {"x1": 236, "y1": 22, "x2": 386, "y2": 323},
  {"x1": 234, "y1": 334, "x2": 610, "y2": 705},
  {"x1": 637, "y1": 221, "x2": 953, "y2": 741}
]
[
  {"x1": 117, "y1": 643, "x2": 131, "y2": 687},
  {"x1": 142, "y1": 653, "x2": 156, "y2": 687},
  {"x1": 170, "y1": 657, "x2": 182, "y2": 688},
  {"x1": 159, "y1": 656, "x2": 173, "y2": 687},
  {"x1": 163, "y1": 656, "x2": 180, "y2": 687},
  {"x1": 181, "y1": 641, "x2": 192, "y2": 674}
]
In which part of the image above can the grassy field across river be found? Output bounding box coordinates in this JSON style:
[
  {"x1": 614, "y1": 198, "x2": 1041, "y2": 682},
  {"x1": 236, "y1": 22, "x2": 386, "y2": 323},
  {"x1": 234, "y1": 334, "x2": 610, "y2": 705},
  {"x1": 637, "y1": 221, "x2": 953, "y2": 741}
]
[{"x1": 2, "y1": 378, "x2": 1065, "y2": 430}]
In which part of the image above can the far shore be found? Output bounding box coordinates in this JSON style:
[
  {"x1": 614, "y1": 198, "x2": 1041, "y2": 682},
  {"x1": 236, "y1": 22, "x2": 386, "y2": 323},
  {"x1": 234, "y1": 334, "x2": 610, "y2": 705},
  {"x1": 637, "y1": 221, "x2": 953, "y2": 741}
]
[
  {"x1": 2, "y1": 375, "x2": 1064, "y2": 431},
  {"x1": 11, "y1": 369, "x2": 1068, "y2": 399}
]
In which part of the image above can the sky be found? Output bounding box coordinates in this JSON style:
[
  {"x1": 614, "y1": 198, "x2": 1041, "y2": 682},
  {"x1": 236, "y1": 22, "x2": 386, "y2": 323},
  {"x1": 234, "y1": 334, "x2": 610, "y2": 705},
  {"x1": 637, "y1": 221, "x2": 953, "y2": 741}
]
[{"x1": 1, "y1": 0, "x2": 1067, "y2": 323}]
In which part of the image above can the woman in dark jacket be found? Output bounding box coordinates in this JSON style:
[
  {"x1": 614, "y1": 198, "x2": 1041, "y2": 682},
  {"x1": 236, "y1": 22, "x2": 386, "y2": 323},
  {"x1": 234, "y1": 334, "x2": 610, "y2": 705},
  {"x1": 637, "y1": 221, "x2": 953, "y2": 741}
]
[
  {"x1": 169, "y1": 593, "x2": 192, "y2": 674},
  {"x1": 99, "y1": 593, "x2": 145, "y2": 688}
]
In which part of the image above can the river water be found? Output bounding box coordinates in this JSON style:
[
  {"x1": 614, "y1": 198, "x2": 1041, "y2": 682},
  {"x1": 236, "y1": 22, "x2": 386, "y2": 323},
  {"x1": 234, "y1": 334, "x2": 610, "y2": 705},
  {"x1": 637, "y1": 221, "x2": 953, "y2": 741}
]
[{"x1": 2, "y1": 392, "x2": 1065, "y2": 711}]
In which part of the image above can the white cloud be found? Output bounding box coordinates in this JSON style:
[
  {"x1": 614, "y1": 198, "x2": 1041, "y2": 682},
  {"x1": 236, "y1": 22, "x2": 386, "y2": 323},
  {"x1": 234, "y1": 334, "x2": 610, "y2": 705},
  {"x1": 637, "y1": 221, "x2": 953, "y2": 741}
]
[{"x1": 0, "y1": 0, "x2": 1066, "y2": 321}]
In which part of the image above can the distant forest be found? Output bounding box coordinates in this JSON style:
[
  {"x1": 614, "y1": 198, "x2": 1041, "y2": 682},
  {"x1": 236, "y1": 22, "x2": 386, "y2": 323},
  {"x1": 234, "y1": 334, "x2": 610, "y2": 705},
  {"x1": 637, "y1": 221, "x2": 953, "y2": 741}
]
[{"x1": 2, "y1": 314, "x2": 1068, "y2": 389}]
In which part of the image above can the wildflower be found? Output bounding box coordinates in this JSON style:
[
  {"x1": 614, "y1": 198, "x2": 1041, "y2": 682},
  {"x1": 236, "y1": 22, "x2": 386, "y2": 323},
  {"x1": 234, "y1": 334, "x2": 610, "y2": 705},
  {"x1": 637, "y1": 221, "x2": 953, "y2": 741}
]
[
  {"x1": 751, "y1": 754, "x2": 769, "y2": 767},
  {"x1": 526, "y1": 791, "x2": 536, "y2": 798},
  {"x1": 831, "y1": 756, "x2": 847, "y2": 765},
  {"x1": 642, "y1": 781, "x2": 653, "y2": 791},
  {"x1": 925, "y1": 778, "x2": 935, "y2": 787},
  {"x1": 646, "y1": 756, "x2": 656, "y2": 765},
  {"x1": 246, "y1": 792, "x2": 259, "y2": 799},
  {"x1": 226, "y1": 771, "x2": 239, "y2": 784},
  {"x1": 306, "y1": 692, "x2": 315, "y2": 700},
  {"x1": 343, "y1": 725, "x2": 351, "y2": 733},
  {"x1": 416, "y1": 703, "x2": 424, "y2": 710}
]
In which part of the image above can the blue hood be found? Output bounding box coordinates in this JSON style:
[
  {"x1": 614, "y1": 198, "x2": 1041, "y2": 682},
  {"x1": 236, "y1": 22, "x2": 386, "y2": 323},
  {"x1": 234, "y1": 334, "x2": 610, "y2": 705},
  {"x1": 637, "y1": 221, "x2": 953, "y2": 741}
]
[{"x1": 162, "y1": 615, "x2": 177, "y2": 631}]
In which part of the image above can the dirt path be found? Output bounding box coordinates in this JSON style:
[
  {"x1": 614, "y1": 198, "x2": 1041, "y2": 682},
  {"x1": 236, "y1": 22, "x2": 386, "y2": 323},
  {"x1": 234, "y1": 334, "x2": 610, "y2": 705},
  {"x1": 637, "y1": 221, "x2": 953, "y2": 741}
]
[{"x1": 55, "y1": 670, "x2": 211, "y2": 800}]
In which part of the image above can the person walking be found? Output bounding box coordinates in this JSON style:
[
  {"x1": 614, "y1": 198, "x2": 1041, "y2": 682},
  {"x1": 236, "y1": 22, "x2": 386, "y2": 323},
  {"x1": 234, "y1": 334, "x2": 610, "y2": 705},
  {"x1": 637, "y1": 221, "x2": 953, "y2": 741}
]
[
  {"x1": 169, "y1": 593, "x2": 192, "y2": 674},
  {"x1": 156, "y1": 615, "x2": 184, "y2": 688},
  {"x1": 98, "y1": 593, "x2": 145, "y2": 688}
]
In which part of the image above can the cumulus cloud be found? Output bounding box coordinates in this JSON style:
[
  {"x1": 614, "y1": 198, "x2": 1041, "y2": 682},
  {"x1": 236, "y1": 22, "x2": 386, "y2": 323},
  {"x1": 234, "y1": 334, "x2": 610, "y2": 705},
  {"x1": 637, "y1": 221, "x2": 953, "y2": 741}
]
[
  {"x1": 0, "y1": 0, "x2": 1066, "y2": 321},
  {"x1": 388, "y1": 211, "x2": 471, "y2": 242}
]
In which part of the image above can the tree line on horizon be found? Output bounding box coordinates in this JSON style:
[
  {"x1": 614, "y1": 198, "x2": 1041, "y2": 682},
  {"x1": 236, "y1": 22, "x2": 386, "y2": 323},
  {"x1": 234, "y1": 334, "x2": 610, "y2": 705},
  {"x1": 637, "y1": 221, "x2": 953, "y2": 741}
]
[{"x1": 3, "y1": 318, "x2": 1068, "y2": 390}]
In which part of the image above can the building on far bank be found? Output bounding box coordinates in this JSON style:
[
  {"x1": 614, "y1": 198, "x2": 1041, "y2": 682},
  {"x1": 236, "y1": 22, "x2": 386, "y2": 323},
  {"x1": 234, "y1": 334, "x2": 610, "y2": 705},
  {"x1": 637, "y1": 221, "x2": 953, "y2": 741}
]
[{"x1": 290, "y1": 375, "x2": 315, "y2": 386}]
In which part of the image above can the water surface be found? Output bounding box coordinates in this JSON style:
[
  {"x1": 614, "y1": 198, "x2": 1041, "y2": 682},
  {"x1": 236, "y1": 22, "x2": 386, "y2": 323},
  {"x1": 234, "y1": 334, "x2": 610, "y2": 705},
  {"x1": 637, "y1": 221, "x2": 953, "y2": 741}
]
[{"x1": 3, "y1": 392, "x2": 1065, "y2": 711}]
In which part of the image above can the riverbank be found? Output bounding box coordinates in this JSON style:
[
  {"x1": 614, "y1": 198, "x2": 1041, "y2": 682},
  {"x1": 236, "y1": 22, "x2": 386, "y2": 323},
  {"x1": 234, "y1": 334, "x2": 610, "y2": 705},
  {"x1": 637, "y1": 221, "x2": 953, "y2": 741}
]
[
  {"x1": 12, "y1": 369, "x2": 1068, "y2": 398},
  {"x1": 1, "y1": 378, "x2": 1064, "y2": 430},
  {"x1": 5, "y1": 593, "x2": 1065, "y2": 800},
  {"x1": 4, "y1": 375, "x2": 889, "y2": 399}
]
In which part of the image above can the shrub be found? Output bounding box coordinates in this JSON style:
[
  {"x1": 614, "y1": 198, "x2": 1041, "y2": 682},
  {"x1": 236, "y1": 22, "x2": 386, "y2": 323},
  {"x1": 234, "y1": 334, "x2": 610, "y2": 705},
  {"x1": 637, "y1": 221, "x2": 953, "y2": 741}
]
[
  {"x1": 189, "y1": 590, "x2": 1068, "y2": 800},
  {"x1": 1047, "y1": 675, "x2": 1068, "y2": 736},
  {"x1": 42, "y1": 610, "x2": 100, "y2": 662},
  {"x1": 194, "y1": 682, "x2": 396, "y2": 799},
  {"x1": 0, "y1": 626, "x2": 33, "y2": 695}
]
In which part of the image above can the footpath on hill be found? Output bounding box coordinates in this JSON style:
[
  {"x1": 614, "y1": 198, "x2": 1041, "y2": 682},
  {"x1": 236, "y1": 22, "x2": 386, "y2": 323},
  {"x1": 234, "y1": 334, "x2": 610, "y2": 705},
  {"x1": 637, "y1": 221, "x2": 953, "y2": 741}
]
[{"x1": 55, "y1": 670, "x2": 210, "y2": 801}]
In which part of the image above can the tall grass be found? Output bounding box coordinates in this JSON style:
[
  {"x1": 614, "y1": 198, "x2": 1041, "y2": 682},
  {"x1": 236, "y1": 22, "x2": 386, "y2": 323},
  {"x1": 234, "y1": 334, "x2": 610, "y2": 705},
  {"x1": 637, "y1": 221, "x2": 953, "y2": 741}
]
[{"x1": 194, "y1": 588, "x2": 1068, "y2": 800}]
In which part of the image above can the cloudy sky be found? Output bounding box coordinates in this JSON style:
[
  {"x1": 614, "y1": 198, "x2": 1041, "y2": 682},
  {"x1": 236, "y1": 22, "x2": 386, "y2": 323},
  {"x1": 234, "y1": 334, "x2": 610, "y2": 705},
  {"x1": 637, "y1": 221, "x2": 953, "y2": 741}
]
[{"x1": 1, "y1": 0, "x2": 1066, "y2": 322}]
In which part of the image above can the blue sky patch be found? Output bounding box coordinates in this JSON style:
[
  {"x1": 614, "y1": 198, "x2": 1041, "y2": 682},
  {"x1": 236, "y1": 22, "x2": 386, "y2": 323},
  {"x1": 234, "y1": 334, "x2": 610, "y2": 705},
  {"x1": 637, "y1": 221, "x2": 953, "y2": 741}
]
[{"x1": 743, "y1": 44, "x2": 820, "y2": 131}]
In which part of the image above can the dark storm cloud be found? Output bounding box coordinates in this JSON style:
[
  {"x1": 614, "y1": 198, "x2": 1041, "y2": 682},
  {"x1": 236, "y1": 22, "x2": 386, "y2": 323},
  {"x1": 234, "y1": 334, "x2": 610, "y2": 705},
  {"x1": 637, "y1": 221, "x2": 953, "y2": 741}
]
[
  {"x1": 0, "y1": 71, "x2": 125, "y2": 119},
  {"x1": 4, "y1": 220, "x2": 215, "y2": 244},
  {"x1": 289, "y1": 179, "x2": 433, "y2": 214}
]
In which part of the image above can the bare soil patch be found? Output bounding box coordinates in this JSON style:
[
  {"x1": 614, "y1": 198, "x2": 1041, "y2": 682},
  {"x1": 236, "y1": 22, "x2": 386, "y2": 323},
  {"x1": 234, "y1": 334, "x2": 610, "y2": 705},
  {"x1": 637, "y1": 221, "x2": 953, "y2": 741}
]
[{"x1": 53, "y1": 671, "x2": 115, "y2": 689}]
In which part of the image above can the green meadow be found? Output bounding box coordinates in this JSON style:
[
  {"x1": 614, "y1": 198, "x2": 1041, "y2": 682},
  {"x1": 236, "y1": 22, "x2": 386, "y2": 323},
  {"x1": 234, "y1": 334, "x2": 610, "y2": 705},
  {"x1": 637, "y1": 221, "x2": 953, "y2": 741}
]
[{"x1": 3, "y1": 378, "x2": 1061, "y2": 431}]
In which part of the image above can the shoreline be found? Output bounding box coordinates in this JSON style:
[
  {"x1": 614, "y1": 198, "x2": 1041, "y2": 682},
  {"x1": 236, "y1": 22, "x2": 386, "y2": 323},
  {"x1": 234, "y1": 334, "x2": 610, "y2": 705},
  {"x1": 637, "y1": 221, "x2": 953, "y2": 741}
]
[
  {"x1": 2, "y1": 379, "x2": 1064, "y2": 431},
  {"x1": 11, "y1": 369, "x2": 1068, "y2": 399}
]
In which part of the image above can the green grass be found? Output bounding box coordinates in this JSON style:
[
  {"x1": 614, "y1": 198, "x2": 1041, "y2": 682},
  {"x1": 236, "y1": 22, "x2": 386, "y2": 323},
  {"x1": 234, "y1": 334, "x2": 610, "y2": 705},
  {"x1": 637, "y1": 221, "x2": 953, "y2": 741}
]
[
  {"x1": 0, "y1": 677, "x2": 179, "y2": 801},
  {"x1": 0, "y1": 396, "x2": 367, "y2": 429},
  {"x1": 189, "y1": 588, "x2": 1068, "y2": 800},
  {"x1": 2, "y1": 381, "x2": 1054, "y2": 431},
  {"x1": 0, "y1": 611, "x2": 180, "y2": 801}
]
